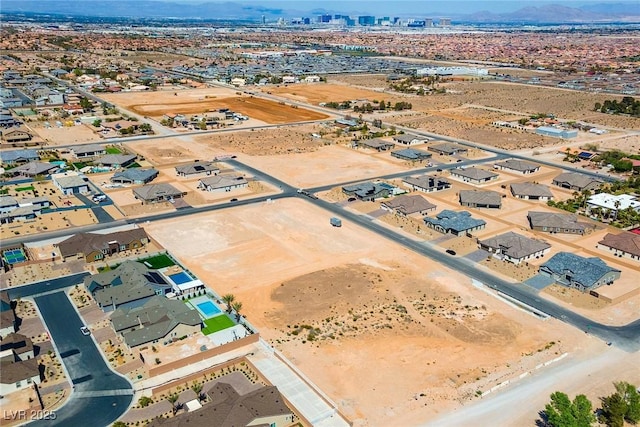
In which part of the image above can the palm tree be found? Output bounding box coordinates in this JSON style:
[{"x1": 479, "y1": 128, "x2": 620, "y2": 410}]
[
  {"x1": 191, "y1": 382, "x2": 204, "y2": 401},
  {"x1": 167, "y1": 393, "x2": 180, "y2": 415},
  {"x1": 231, "y1": 301, "x2": 243, "y2": 321},
  {"x1": 221, "y1": 294, "x2": 235, "y2": 313}
]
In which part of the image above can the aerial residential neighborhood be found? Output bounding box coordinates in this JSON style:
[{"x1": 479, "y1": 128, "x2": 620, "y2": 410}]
[{"x1": 0, "y1": 1, "x2": 639, "y2": 427}]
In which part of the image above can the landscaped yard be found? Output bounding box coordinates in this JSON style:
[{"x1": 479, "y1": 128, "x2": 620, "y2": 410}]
[
  {"x1": 138, "y1": 253, "x2": 176, "y2": 269},
  {"x1": 201, "y1": 315, "x2": 235, "y2": 335},
  {"x1": 106, "y1": 146, "x2": 122, "y2": 154}
]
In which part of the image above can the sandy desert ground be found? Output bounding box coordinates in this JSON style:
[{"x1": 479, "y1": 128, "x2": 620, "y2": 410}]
[{"x1": 143, "y1": 198, "x2": 592, "y2": 427}]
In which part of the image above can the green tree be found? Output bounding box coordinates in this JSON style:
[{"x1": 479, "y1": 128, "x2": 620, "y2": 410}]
[
  {"x1": 601, "y1": 392, "x2": 627, "y2": 427},
  {"x1": 167, "y1": 393, "x2": 180, "y2": 415},
  {"x1": 231, "y1": 301, "x2": 243, "y2": 321},
  {"x1": 138, "y1": 396, "x2": 153, "y2": 407},
  {"x1": 112, "y1": 422, "x2": 127, "y2": 427},
  {"x1": 544, "y1": 391, "x2": 595, "y2": 427},
  {"x1": 601, "y1": 382, "x2": 640, "y2": 425},
  {"x1": 79, "y1": 97, "x2": 93, "y2": 111},
  {"x1": 222, "y1": 294, "x2": 235, "y2": 313},
  {"x1": 92, "y1": 119, "x2": 102, "y2": 127},
  {"x1": 191, "y1": 382, "x2": 204, "y2": 401}
]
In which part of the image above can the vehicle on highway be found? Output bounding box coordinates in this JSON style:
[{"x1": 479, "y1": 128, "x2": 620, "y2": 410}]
[
  {"x1": 436, "y1": 168, "x2": 443, "y2": 172},
  {"x1": 445, "y1": 249, "x2": 457, "y2": 256},
  {"x1": 230, "y1": 198, "x2": 238, "y2": 202},
  {"x1": 80, "y1": 326, "x2": 91, "y2": 336},
  {"x1": 347, "y1": 197, "x2": 356, "y2": 202}
]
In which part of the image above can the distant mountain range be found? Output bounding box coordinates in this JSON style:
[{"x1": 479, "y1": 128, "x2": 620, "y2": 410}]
[{"x1": 2, "y1": 1, "x2": 639, "y2": 24}]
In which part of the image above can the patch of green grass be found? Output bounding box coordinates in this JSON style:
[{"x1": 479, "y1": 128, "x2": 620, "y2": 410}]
[
  {"x1": 201, "y1": 315, "x2": 235, "y2": 335},
  {"x1": 72, "y1": 162, "x2": 87, "y2": 169},
  {"x1": 15, "y1": 186, "x2": 35, "y2": 192},
  {"x1": 137, "y1": 253, "x2": 175, "y2": 269},
  {"x1": 106, "y1": 147, "x2": 122, "y2": 154},
  {"x1": 126, "y1": 162, "x2": 141, "y2": 168}
]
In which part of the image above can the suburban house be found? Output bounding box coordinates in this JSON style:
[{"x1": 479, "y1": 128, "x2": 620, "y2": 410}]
[
  {"x1": 402, "y1": 175, "x2": 451, "y2": 193},
  {"x1": 84, "y1": 260, "x2": 173, "y2": 311},
  {"x1": 356, "y1": 138, "x2": 395, "y2": 151},
  {"x1": 478, "y1": 232, "x2": 551, "y2": 264},
  {"x1": 391, "y1": 148, "x2": 432, "y2": 162},
  {"x1": 147, "y1": 382, "x2": 293, "y2": 427},
  {"x1": 0, "y1": 333, "x2": 35, "y2": 361},
  {"x1": 342, "y1": 181, "x2": 402, "y2": 201},
  {"x1": 423, "y1": 210, "x2": 486, "y2": 236},
  {"x1": 0, "y1": 149, "x2": 39, "y2": 166},
  {"x1": 493, "y1": 159, "x2": 540, "y2": 174},
  {"x1": 111, "y1": 168, "x2": 159, "y2": 185},
  {"x1": 72, "y1": 144, "x2": 106, "y2": 159},
  {"x1": 450, "y1": 167, "x2": 499, "y2": 185},
  {"x1": 527, "y1": 211, "x2": 589, "y2": 235},
  {"x1": 393, "y1": 134, "x2": 429, "y2": 145},
  {"x1": 459, "y1": 190, "x2": 502, "y2": 209},
  {"x1": 198, "y1": 175, "x2": 248, "y2": 192},
  {"x1": 0, "y1": 206, "x2": 42, "y2": 224},
  {"x1": 1, "y1": 128, "x2": 33, "y2": 144},
  {"x1": 0, "y1": 291, "x2": 16, "y2": 338},
  {"x1": 110, "y1": 296, "x2": 201, "y2": 349},
  {"x1": 133, "y1": 183, "x2": 187, "y2": 204},
  {"x1": 95, "y1": 153, "x2": 137, "y2": 169},
  {"x1": 552, "y1": 172, "x2": 603, "y2": 192},
  {"x1": 52, "y1": 172, "x2": 90, "y2": 195},
  {"x1": 536, "y1": 126, "x2": 577, "y2": 139},
  {"x1": 0, "y1": 355, "x2": 40, "y2": 396},
  {"x1": 597, "y1": 232, "x2": 640, "y2": 261},
  {"x1": 427, "y1": 142, "x2": 468, "y2": 156},
  {"x1": 0, "y1": 197, "x2": 19, "y2": 214},
  {"x1": 7, "y1": 161, "x2": 58, "y2": 177},
  {"x1": 586, "y1": 193, "x2": 640, "y2": 217},
  {"x1": 56, "y1": 228, "x2": 149, "y2": 262},
  {"x1": 510, "y1": 183, "x2": 554, "y2": 201},
  {"x1": 175, "y1": 161, "x2": 220, "y2": 177},
  {"x1": 539, "y1": 252, "x2": 621, "y2": 291},
  {"x1": 381, "y1": 194, "x2": 436, "y2": 216}
]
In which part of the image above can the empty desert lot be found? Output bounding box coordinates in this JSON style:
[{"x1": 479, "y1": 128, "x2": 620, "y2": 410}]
[{"x1": 144, "y1": 198, "x2": 586, "y2": 426}]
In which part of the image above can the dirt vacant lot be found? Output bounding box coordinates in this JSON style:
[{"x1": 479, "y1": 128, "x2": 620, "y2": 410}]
[
  {"x1": 144, "y1": 198, "x2": 586, "y2": 427},
  {"x1": 268, "y1": 82, "x2": 402, "y2": 105},
  {"x1": 102, "y1": 88, "x2": 328, "y2": 123}
]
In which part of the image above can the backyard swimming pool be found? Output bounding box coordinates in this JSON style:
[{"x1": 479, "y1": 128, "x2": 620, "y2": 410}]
[
  {"x1": 169, "y1": 272, "x2": 192, "y2": 285},
  {"x1": 196, "y1": 301, "x2": 221, "y2": 317}
]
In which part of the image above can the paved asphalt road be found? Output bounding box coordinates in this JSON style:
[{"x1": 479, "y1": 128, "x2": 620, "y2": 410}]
[
  {"x1": 31, "y1": 291, "x2": 133, "y2": 426},
  {"x1": 6, "y1": 273, "x2": 91, "y2": 300}
]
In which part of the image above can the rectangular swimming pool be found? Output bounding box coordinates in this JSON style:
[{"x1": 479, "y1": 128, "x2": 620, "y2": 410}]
[
  {"x1": 196, "y1": 301, "x2": 221, "y2": 318},
  {"x1": 169, "y1": 272, "x2": 192, "y2": 285}
]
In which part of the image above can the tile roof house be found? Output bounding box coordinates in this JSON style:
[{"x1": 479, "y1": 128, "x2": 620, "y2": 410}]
[
  {"x1": 493, "y1": 159, "x2": 540, "y2": 174},
  {"x1": 198, "y1": 175, "x2": 248, "y2": 192},
  {"x1": 111, "y1": 168, "x2": 159, "y2": 185},
  {"x1": 510, "y1": 183, "x2": 554, "y2": 201},
  {"x1": 391, "y1": 148, "x2": 432, "y2": 162},
  {"x1": 402, "y1": 175, "x2": 451, "y2": 193},
  {"x1": 133, "y1": 183, "x2": 186, "y2": 204},
  {"x1": 356, "y1": 138, "x2": 396, "y2": 151},
  {"x1": 597, "y1": 232, "x2": 640, "y2": 262},
  {"x1": 71, "y1": 144, "x2": 106, "y2": 159},
  {"x1": 8, "y1": 161, "x2": 58, "y2": 177},
  {"x1": 423, "y1": 210, "x2": 486, "y2": 236},
  {"x1": 110, "y1": 296, "x2": 201, "y2": 348},
  {"x1": 0, "y1": 333, "x2": 35, "y2": 361},
  {"x1": 0, "y1": 149, "x2": 39, "y2": 165},
  {"x1": 527, "y1": 211, "x2": 590, "y2": 235},
  {"x1": 552, "y1": 172, "x2": 603, "y2": 192},
  {"x1": 0, "y1": 291, "x2": 16, "y2": 338},
  {"x1": 427, "y1": 142, "x2": 468, "y2": 156},
  {"x1": 1, "y1": 128, "x2": 33, "y2": 144},
  {"x1": 175, "y1": 160, "x2": 220, "y2": 177},
  {"x1": 539, "y1": 252, "x2": 621, "y2": 291},
  {"x1": 0, "y1": 357, "x2": 40, "y2": 396},
  {"x1": 147, "y1": 382, "x2": 293, "y2": 427},
  {"x1": 381, "y1": 194, "x2": 437, "y2": 216},
  {"x1": 95, "y1": 153, "x2": 137, "y2": 168},
  {"x1": 459, "y1": 190, "x2": 502, "y2": 209},
  {"x1": 451, "y1": 167, "x2": 499, "y2": 185},
  {"x1": 478, "y1": 232, "x2": 551, "y2": 264},
  {"x1": 84, "y1": 260, "x2": 173, "y2": 311},
  {"x1": 56, "y1": 228, "x2": 149, "y2": 263}
]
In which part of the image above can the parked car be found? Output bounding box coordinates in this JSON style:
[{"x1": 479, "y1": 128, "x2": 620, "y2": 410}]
[
  {"x1": 230, "y1": 198, "x2": 238, "y2": 202},
  {"x1": 446, "y1": 249, "x2": 457, "y2": 256}
]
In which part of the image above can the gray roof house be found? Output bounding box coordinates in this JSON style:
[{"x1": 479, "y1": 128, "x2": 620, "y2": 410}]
[
  {"x1": 393, "y1": 134, "x2": 429, "y2": 145},
  {"x1": 0, "y1": 149, "x2": 38, "y2": 165},
  {"x1": 427, "y1": 142, "x2": 468, "y2": 156},
  {"x1": 147, "y1": 382, "x2": 293, "y2": 427},
  {"x1": 175, "y1": 160, "x2": 219, "y2": 177},
  {"x1": 494, "y1": 159, "x2": 540, "y2": 174},
  {"x1": 423, "y1": 210, "x2": 486, "y2": 236},
  {"x1": 510, "y1": 183, "x2": 554, "y2": 201},
  {"x1": 84, "y1": 260, "x2": 172, "y2": 311},
  {"x1": 52, "y1": 172, "x2": 90, "y2": 195},
  {"x1": 111, "y1": 168, "x2": 159, "y2": 185},
  {"x1": 8, "y1": 161, "x2": 58, "y2": 177},
  {"x1": 552, "y1": 172, "x2": 603, "y2": 192},
  {"x1": 539, "y1": 252, "x2": 621, "y2": 291},
  {"x1": 459, "y1": 190, "x2": 502, "y2": 209},
  {"x1": 133, "y1": 183, "x2": 186, "y2": 203},
  {"x1": 95, "y1": 153, "x2": 137, "y2": 168},
  {"x1": 402, "y1": 175, "x2": 451, "y2": 193},
  {"x1": 72, "y1": 144, "x2": 106, "y2": 159},
  {"x1": 391, "y1": 148, "x2": 432, "y2": 162},
  {"x1": 381, "y1": 194, "x2": 436, "y2": 216},
  {"x1": 342, "y1": 181, "x2": 399, "y2": 201},
  {"x1": 451, "y1": 167, "x2": 499, "y2": 184},
  {"x1": 356, "y1": 138, "x2": 396, "y2": 151},
  {"x1": 57, "y1": 228, "x2": 149, "y2": 262},
  {"x1": 198, "y1": 175, "x2": 248, "y2": 192},
  {"x1": 479, "y1": 232, "x2": 551, "y2": 264},
  {"x1": 527, "y1": 211, "x2": 590, "y2": 235},
  {"x1": 110, "y1": 296, "x2": 201, "y2": 348}
]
